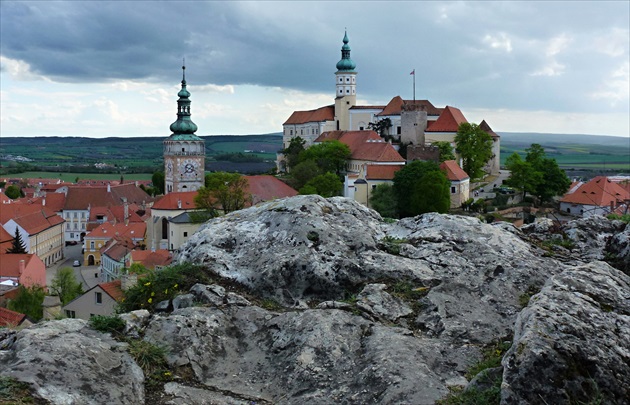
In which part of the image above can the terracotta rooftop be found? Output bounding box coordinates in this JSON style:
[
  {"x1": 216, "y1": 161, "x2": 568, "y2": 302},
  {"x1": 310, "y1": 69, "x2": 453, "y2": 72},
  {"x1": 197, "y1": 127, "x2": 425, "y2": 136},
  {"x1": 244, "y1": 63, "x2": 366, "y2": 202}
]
[
  {"x1": 425, "y1": 106, "x2": 468, "y2": 132},
  {"x1": 100, "y1": 235, "x2": 135, "y2": 261},
  {"x1": 365, "y1": 165, "x2": 403, "y2": 180},
  {"x1": 86, "y1": 222, "x2": 146, "y2": 240},
  {"x1": 440, "y1": 160, "x2": 470, "y2": 181},
  {"x1": 316, "y1": 131, "x2": 405, "y2": 164},
  {"x1": 63, "y1": 183, "x2": 153, "y2": 211},
  {"x1": 0, "y1": 307, "x2": 27, "y2": 327},
  {"x1": 377, "y1": 96, "x2": 442, "y2": 117},
  {"x1": 152, "y1": 191, "x2": 198, "y2": 210},
  {"x1": 2, "y1": 206, "x2": 64, "y2": 236},
  {"x1": 283, "y1": 105, "x2": 335, "y2": 125},
  {"x1": 0, "y1": 227, "x2": 13, "y2": 253},
  {"x1": 0, "y1": 254, "x2": 35, "y2": 278},
  {"x1": 99, "y1": 280, "x2": 124, "y2": 302},
  {"x1": 245, "y1": 175, "x2": 298, "y2": 204},
  {"x1": 479, "y1": 120, "x2": 500, "y2": 140},
  {"x1": 560, "y1": 176, "x2": 630, "y2": 207},
  {"x1": 131, "y1": 249, "x2": 172, "y2": 269}
]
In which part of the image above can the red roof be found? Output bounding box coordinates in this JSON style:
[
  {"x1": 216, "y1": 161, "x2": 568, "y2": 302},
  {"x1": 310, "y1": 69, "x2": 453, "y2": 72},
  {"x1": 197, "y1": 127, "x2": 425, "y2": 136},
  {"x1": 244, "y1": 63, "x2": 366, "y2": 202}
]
[
  {"x1": 283, "y1": 105, "x2": 335, "y2": 125},
  {"x1": 0, "y1": 227, "x2": 13, "y2": 252},
  {"x1": 316, "y1": 131, "x2": 405, "y2": 163},
  {"x1": 100, "y1": 235, "x2": 135, "y2": 261},
  {"x1": 377, "y1": 96, "x2": 442, "y2": 117},
  {"x1": 86, "y1": 222, "x2": 146, "y2": 240},
  {"x1": 479, "y1": 120, "x2": 500, "y2": 140},
  {"x1": 425, "y1": 106, "x2": 468, "y2": 132},
  {"x1": 0, "y1": 194, "x2": 11, "y2": 204},
  {"x1": 152, "y1": 191, "x2": 198, "y2": 210},
  {"x1": 63, "y1": 184, "x2": 153, "y2": 211},
  {"x1": 0, "y1": 205, "x2": 64, "y2": 236},
  {"x1": 440, "y1": 160, "x2": 470, "y2": 181},
  {"x1": 366, "y1": 165, "x2": 403, "y2": 180},
  {"x1": 99, "y1": 280, "x2": 124, "y2": 302},
  {"x1": 245, "y1": 175, "x2": 298, "y2": 204},
  {"x1": 560, "y1": 176, "x2": 630, "y2": 207},
  {"x1": 131, "y1": 249, "x2": 172, "y2": 269},
  {"x1": 0, "y1": 254, "x2": 35, "y2": 278},
  {"x1": 0, "y1": 307, "x2": 27, "y2": 327}
]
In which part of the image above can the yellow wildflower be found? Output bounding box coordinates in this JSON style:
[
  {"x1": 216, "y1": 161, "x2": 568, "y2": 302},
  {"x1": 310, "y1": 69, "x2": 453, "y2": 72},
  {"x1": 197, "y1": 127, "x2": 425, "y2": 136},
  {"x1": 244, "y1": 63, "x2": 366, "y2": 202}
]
[
  {"x1": 148, "y1": 298, "x2": 153, "y2": 304},
  {"x1": 151, "y1": 292, "x2": 155, "y2": 297},
  {"x1": 144, "y1": 282, "x2": 151, "y2": 286},
  {"x1": 173, "y1": 284, "x2": 178, "y2": 289}
]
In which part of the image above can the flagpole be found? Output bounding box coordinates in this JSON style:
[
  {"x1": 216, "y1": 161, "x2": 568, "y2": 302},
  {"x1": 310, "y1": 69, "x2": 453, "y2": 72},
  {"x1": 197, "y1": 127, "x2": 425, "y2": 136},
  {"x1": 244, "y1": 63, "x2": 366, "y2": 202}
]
[{"x1": 411, "y1": 69, "x2": 416, "y2": 101}]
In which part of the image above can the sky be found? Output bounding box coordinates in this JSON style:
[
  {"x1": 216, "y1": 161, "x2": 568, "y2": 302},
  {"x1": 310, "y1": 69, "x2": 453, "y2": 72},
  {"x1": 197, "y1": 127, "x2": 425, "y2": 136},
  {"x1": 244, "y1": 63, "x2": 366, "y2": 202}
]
[{"x1": 1, "y1": 1, "x2": 629, "y2": 138}]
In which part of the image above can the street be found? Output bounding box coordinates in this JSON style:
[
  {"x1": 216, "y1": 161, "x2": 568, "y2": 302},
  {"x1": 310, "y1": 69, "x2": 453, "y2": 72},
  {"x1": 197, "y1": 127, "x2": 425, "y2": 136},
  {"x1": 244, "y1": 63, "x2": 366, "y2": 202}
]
[{"x1": 46, "y1": 244, "x2": 100, "y2": 291}]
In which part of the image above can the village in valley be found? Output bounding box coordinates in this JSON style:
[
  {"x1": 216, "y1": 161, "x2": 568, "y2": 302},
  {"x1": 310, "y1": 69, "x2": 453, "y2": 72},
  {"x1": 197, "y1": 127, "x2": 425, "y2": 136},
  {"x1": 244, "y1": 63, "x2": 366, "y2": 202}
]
[{"x1": 1, "y1": 31, "x2": 629, "y2": 328}]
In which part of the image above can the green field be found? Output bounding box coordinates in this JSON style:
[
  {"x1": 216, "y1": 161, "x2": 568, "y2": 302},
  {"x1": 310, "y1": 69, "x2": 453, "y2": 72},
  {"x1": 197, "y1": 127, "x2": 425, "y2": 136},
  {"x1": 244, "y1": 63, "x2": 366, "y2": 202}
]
[{"x1": 10, "y1": 172, "x2": 153, "y2": 182}]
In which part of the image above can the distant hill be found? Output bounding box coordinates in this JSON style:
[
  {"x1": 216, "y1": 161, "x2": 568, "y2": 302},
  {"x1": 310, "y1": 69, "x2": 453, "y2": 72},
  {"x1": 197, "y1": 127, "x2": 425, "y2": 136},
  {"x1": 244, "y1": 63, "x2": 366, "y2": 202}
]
[{"x1": 499, "y1": 132, "x2": 629, "y2": 147}]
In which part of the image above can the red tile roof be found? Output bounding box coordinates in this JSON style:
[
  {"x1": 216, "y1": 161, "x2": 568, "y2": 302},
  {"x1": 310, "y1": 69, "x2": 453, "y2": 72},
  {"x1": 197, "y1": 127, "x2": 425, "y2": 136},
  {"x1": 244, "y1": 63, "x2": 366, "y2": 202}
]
[
  {"x1": 1, "y1": 206, "x2": 64, "y2": 236},
  {"x1": 63, "y1": 184, "x2": 153, "y2": 211},
  {"x1": 131, "y1": 249, "x2": 172, "y2": 269},
  {"x1": 425, "y1": 106, "x2": 468, "y2": 132},
  {"x1": 479, "y1": 120, "x2": 500, "y2": 140},
  {"x1": 440, "y1": 160, "x2": 470, "y2": 181},
  {"x1": 316, "y1": 131, "x2": 405, "y2": 164},
  {"x1": 0, "y1": 254, "x2": 35, "y2": 278},
  {"x1": 283, "y1": 105, "x2": 335, "y2": 125},
  {"x1": 0, "y1": 307, "x2": 27, "y2": 327},
  {"x1": 377, "y1": 96, "x2": 442, "y2": 117},
  {"x1": 0, "y1": 227, "x2": 13, "y2": 253},
  {"x1": 244, "y1": 175, "x2": 298, "y2": 204},
  {"x1": 366, "y1": 165, "x2": 403, "y2": 180},
  {"x1": 350, "y1": 105, "x2": 386, "y2": 110},
  {"x1": 152, "y1": 191, "x2": 198, "y2": 210},
  {"x1": 86, "y1": 222, "x2": 146, "y2": 240},
  {"x1": 100, "y1": 235, "x2": 135, "y2": 261},
  {"x1": 560, "y1": 176, "x2": 630, "y2": 207},
  {"x1": 99, "y1": 280, "x2": 124, "y2": 302},
  {"x1": 0, "y1": 194, "x2": 11, "y2": 204}
]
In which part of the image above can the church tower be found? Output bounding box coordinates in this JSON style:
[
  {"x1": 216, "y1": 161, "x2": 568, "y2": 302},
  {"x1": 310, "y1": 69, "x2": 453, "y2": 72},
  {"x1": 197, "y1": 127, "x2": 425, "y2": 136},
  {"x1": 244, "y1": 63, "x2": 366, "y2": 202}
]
[
  {"x1": 334, "y1": 31, "x2": 357, "y2": 131},
  {"x1": 163, "y1": 65, "x2": 205, "y2": 194}
]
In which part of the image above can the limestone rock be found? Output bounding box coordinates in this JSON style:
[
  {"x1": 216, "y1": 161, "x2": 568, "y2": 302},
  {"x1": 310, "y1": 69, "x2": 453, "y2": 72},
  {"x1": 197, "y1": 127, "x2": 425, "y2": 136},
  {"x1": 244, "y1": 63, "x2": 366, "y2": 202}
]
[
  {"x1": 501, "y1": 262, "x2": 630, "y2": 404},
  {"x1": 0, "y1": 319, "x2": 144, "y2": 404}
]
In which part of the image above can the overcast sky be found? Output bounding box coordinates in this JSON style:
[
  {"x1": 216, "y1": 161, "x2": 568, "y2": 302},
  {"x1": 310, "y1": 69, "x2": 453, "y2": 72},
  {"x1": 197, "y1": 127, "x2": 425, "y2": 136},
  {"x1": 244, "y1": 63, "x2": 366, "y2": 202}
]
[{"x1": 1, "y1": 1, "x2": 628, "y2": 138}]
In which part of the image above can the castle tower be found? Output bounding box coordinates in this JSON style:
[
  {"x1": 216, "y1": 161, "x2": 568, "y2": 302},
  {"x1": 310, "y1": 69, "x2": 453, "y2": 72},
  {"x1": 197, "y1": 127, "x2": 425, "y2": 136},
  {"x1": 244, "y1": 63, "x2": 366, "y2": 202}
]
[
  {"x1": 334, "y1": 31, "x2": 357, "y2": 131},
  {"x1": 401, "y1": 103, "x2": 427, "y2": 145},
  {"x1": 163, "y1": 65, "x2": 205, "y2": 194}
]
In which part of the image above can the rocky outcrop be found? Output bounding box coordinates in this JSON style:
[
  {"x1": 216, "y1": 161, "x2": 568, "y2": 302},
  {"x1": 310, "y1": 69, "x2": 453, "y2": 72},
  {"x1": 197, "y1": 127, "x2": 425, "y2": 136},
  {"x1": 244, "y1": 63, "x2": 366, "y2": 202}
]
[
  {"x1": 0, "y1": 195, "x2": 627, "y2": 404},
  {"x1": 502, "y1": 262, "x2": 630, "y2": 404}
]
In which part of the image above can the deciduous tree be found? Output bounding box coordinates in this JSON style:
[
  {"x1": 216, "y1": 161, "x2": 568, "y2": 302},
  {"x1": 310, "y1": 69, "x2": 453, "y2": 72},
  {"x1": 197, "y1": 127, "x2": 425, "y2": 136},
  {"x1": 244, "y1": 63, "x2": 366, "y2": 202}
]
[
  {"x1": 151, "y1": 171, "x2": 165, "y2": 195},
  {"x1": 281, "y1": 136, "x2": 306, "y2": 171},
  {"x1": 195, "y1": 172, "x2": 251, "y2": 214},
  {"x1": 299, "y1": 172, "x2": 343, "y2": 197},
  {"x1": 369, "y1": 184, "x2": 398, "y2": 218},
  {"x1": 298, "y1": 140, "x2": 351, "y2": 176},
  {"x1": 290, "y1": 159, "x2": 322, "y2": 190},
  {"x1": 433, "y1": 141, "x2": 456, "y2": 162},
  {"x1": 393, "y1": 160, "x2": 450, "y2": 218},
  {"x1": 50, "y1": 267, "x2": 84, "y2": 306},
  {"x1": 8, "y1": 285, "x2": 46, "y2": 321},
  {"x1": 4, "y1": 185, "x2": 22, "y2": 199},
  {"x1": 504, "y1": 152, "x2": 541, "y2": 199},
  {"x1": 454, "y1": 123, "x2": 493, "y2": 181}
]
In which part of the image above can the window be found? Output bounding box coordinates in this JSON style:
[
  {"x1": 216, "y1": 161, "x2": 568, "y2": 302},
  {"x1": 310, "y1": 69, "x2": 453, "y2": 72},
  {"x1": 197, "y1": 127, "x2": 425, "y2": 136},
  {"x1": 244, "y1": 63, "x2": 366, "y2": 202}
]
[
  {"x1": 81, "y1": 212, "x2": 85, "y2": 218},
  {"x1": 70, "y1": 233, "x2": 74, "y2": 238},
  {"x1": 65, "y1": 310, "x2": 76, "y2": 318},
  {"x1": 90, "y1": 241, "x2": 95, "y2": 250},
  {"x1": 82, "y1": 224, "x2": 86, "y2": 230},
  {"x1": 451, "y1": 186, "x2": 456, "y2": 194},
  {"x1": 74, "y1": 223, "x2": 78, "y2": 230},
  {"x1": 66, "y1": 223, "x2": 70, "y2": 230},
  {"x1": 290, "y1": 130, "x2": 293, "y2": 136},
  {"x1": 95, "y1": 292, "x2": 102, "y2": 304},
  {"x1": 372, "y1": 185, "x2": 377, "y2": 191},
  {"x1": 184, "y1": 232, "x2": 188, "y2": 237},
  {"x1": 346, "y1": 77, "x2": 349, "y2": 82},
  {"x1": 359, "y1": 126, "x2": 364, "y2": 131},
  {"x1": 397, "y1": 127, "x2": 402, "y2": 135}
]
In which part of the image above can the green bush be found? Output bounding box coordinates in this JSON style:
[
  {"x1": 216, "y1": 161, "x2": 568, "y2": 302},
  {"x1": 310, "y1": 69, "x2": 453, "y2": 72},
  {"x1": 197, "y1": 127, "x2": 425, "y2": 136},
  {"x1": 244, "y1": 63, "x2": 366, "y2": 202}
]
[
  {"x1": 89, "y1": 315, "x2": 126, "y2": 335},
  {"x1": 127, "y1": 339, "x2": 168, "y2": 377},
  {"x1": 607, "y1": 213, "x2": 630, "y2": 223}
]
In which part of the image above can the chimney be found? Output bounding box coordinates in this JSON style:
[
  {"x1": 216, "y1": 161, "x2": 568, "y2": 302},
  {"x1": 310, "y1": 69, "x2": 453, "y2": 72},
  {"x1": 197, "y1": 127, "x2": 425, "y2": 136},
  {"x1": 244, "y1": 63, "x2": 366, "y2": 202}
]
[
  {"x1": 177, "y1": 199, "x2": 182, "y2": 209},
  {"x1": 19, "y1": 260, "x2": 25, "y2": 275},
  {"x1": 107, "y1": 183, "x2": 111, "y2": 193},
  {"x1": 42, "y1": 198, "x2": 46, "y2": 206},
  {"x1": 121, "y1": 273, "x2": 138, "y2": 291}
]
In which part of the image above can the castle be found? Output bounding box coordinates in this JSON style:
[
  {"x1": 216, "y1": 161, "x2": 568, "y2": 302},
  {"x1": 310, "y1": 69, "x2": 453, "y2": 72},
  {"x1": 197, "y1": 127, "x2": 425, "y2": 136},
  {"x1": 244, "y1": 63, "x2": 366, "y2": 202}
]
[{"x1": 280, "y1": 31, "x2": 501, "y2": 176}]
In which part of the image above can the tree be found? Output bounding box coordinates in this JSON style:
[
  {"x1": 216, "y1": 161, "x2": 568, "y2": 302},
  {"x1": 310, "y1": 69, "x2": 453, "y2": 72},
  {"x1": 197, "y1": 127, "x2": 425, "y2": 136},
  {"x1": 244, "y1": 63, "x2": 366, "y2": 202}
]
[
  {"x1": 454, "y1": 123, "x2": 493, "y2": 180},
  {"x1": 299, "y1": 172, "x2": 343, "y2": 197},
  {"x1": 368, "y1": 118, "x2": 393, "y2": 139},
  {"x1": 195, "y1": 172, "x2": 251, "y2": 214},
  {"x1": 50, "y1": 267, "x2": 84, "y2": 306},
  {"x1": 8, "y1": 285, "x2": 46, "y2": 321},
  {"x1": 433, "y1": 141, "x2": 456, "y2": 162},
  {"x1": 290, "y1": 159, "x2": 322, "y2": 190},
  {"x1": 370, "y1": 184, "x2": 398, "y2": 218},
  {"x1": 6, "y1": 228, "x2": 27, "y2": 254},
  {"x1": 152, "y1": 171, "x2": 165, "y2": 195},
  {"x1": 393, "y1": 160, "x2": 450, "y2": 218},
  {"x1": 504, "y1": 152, "x2": 541, "y2": 200},
  {"x1": 281, "y1": 136, "x2": 306, "y2": 171},
  {"x1": 4, "y1": 185, "x2": 22, "y2": 199},
  {"x1": 298, "y1": 140, "x2": 351, "y2": 175}
]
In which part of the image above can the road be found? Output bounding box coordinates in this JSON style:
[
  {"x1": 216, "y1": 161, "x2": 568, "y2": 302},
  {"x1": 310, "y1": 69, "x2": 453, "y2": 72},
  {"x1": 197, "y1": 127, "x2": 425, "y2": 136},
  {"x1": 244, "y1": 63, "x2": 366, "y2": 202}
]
[{"x1": 46, "y1": 244, "x2": 100, "y2": 291}]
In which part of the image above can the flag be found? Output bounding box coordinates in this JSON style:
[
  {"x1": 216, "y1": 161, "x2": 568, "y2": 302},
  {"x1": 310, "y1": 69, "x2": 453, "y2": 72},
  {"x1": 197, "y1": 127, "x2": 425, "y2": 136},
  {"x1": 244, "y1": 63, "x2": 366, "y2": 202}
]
[{"x1": 410, "y1": 69, "x2": 415, "y2": 75}]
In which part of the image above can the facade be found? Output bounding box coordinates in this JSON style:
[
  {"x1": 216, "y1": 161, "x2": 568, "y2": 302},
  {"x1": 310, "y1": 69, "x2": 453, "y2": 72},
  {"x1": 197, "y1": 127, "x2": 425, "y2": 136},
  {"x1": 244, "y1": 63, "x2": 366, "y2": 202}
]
[
  {"x1": 100, "y1": 235, "x2": 135, "y2": 282},
  {"x1": 83, "y1": 222, "x2": 146, "y2": 266},
  {"x1": 148, "y1": 191, "x2": 199, "y2": 251},
  {"x1": 164, "y1": 66, "x2": 205, "y2": 194},
  {"x1": 560, "y1": 176, "x2": 630, "y2": 217},
  {"x1": 279, "y1": 32, "x2": 501, "y2": 176},
  {"x1": 63, "y1": 280, "x2": 124, "y2": 320},
  {"x1": 440, "y1": 160, "x2": 471, "y2": 208}
]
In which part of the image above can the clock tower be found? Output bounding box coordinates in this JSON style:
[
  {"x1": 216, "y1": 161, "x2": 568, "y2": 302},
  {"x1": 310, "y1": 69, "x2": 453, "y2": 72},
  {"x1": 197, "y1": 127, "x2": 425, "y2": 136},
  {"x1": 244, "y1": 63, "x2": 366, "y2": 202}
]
[{"x1": 164, "y1": 65, "x2": 205, "y2": 194}]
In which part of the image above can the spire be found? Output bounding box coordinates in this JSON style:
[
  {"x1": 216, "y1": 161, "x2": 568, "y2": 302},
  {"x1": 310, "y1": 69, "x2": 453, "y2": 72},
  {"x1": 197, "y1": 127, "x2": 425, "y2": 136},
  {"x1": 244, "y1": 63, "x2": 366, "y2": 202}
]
[
  {"x1": 169, "y1": 63, "x2": 198, "y2": 135},
  {"x1": 336, "y1": 30, "x2": 356, "y2": 71}
]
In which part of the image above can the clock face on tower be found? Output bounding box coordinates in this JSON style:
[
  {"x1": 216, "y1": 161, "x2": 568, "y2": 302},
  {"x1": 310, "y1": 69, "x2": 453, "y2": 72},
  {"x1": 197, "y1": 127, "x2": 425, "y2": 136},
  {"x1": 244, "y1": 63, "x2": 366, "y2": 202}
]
[{"x1": 179, "y1": 159, "x2": 199, "y2": 178}]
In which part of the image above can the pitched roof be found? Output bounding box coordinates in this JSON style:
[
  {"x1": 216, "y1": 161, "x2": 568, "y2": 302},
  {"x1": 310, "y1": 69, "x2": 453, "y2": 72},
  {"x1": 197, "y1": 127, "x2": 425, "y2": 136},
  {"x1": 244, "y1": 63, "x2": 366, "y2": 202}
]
[
  {"x1": 377, "y1": 96, "x2": 442, "y2": 117},
  {"x1": 2, "y1": 206, "x2": 64, "y2": 236},
  {"x1": 0, "y1": 307, "x2": 27, "y2": 327},
  {"x1": 152, "y1": 191, "x2": 198, "y2": 210},
  {"x1": 0, "y1": 194, "x2": 11, "y2": 204},
  {"x1": 425, "y1": 106, "x2": 468, "y2": 132},
  {"x1": 63, "y1": 184, "x2": 153, "y2": 210},
  {"x1": 560, "y1": 176, "x2": 630, "y2": 207},
  {"x1": 479, "y1": 120, "x2": 500, "y2": 140},
  {"x1": 100, "y1": 235, "x2": 135, "y2": 261},
  {"x1": 440, "y1": 160, "x2": 470, "y2": 181},
  {"x1": 99, "y1": 280, "x2": 125, "y2": 302},
  {"x1": 0, "y1": 227, "x2": 13, "y2": 253},
  {"x1": 315, "y1": 130, "x2": 405, "y2": 164},
  {"x1": 245, "y1": 175, "x2": 298, "y2": 204},
  {"x1": 283, "y1": 105, "x2": 335, "y2": 125},
  {"x1": 365, "y1": 165, "x2": 403, "y2": 180},
  {"x1": 131, "y1": 249, "x2": 172, "y2": 269},
  {"x1": 86, "y1": 222, "x2": 146, "y2": 240},
  {"x1": 0, "y1": 254, "x2": 35, "y2": 278}
]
